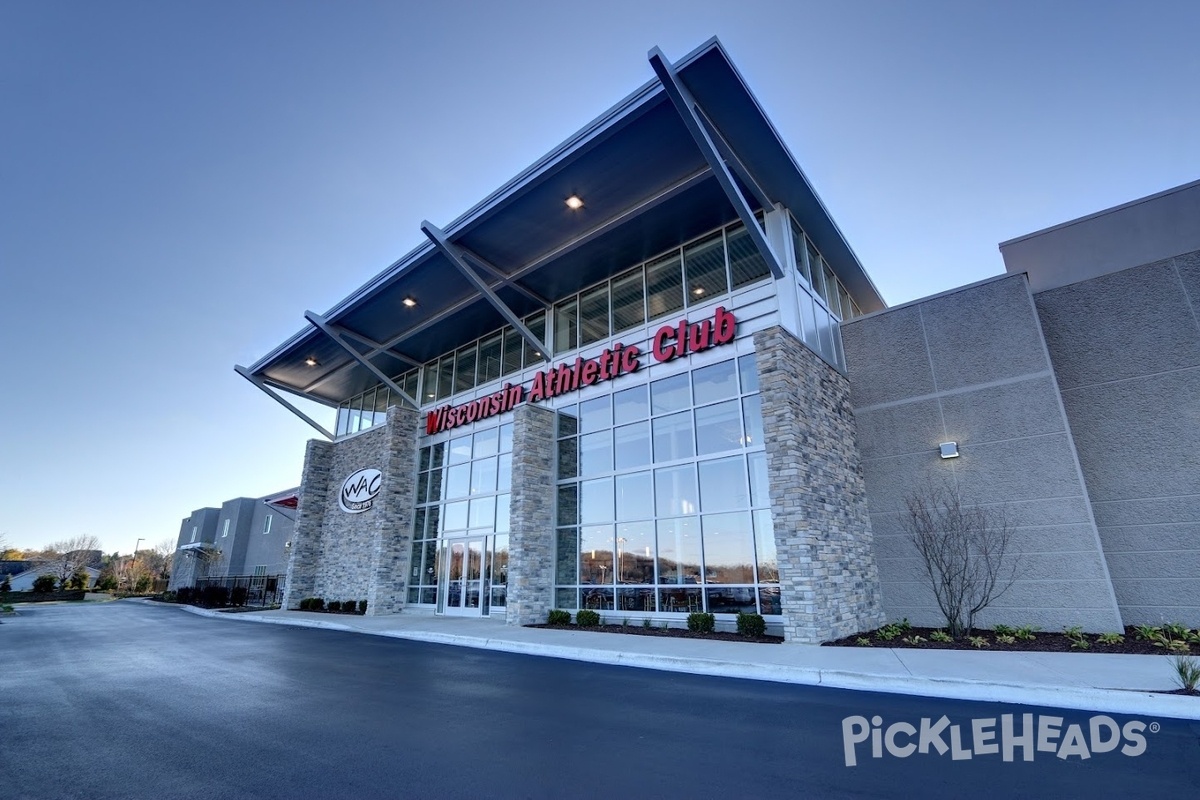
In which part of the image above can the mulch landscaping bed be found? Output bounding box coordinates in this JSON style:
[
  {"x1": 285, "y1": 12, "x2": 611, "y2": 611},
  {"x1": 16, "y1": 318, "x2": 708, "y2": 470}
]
[
  {"x1": 526, "y1": 623, "x2": 783, "y2": 644},
  {"x1": 824, "y1": 625, "x2": 1200, "y2": 656}
]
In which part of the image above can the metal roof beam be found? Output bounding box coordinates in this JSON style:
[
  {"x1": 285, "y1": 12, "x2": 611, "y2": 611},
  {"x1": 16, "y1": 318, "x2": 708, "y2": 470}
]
[
  {"x1": 235, "y1": 365, "x2": 335, "y2": 440},
  {"x1": 457, "y1": 249, "x2": 552, "y2": 310},
  {"x1": 328, "y1": 326, "x2": 424, "y2": 371},
  {"x1": 296, "y1": 167, "x2": 713, "y2": 397},
  {"x1": 304, "y1": 312, "x2": 420, "y2": 409},
  {"x1": 421, "y1": 221, "x2": 551, "y2": 364},
  {"x1": 697, "y1": 109, "x2": 773, "y2": 212},
  {"x1": 648, "y1": 46, "x2": 784, "y2": 279}
]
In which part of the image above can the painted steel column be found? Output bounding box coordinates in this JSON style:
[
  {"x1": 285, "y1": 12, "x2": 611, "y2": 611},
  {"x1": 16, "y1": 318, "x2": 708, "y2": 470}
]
[
  {"x1": 235, "y1": 365, "x2": 335, "y2": 440},
  {"x1": 648, "y1": 46, "x2": 784, "y2": 280},
  {"x1": 305, "y1": 311, "x2": 419, "y2": 409},
  {"x1": 421, "y1": 221, "x2": 551, "y2": 364}
]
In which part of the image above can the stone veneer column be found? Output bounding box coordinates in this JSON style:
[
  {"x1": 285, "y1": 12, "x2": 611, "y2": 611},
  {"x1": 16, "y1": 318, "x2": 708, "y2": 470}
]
[
  {"x1": 754, "y1": 325, "x2": 885, "y2": 643},
  {"x1": 505, "y1": 404, "x2": 557, "y2": 626},
  {"x1": 282, "y1": 437, "x2": 334, "y2": 609},
  {"x1": 365, "y1": 405, "x2": 420, "y2": 615}
]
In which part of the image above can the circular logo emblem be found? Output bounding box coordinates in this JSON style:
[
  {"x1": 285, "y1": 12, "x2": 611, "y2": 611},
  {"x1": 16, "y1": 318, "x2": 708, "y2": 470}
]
[{"x1": 339, "y1": 468, "x2": 382, "y2": 513}]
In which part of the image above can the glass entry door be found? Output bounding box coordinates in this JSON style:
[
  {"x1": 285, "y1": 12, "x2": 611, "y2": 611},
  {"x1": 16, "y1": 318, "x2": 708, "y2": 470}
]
[{"x1": 440, "y1": 537, "x2": 484, "y2": 615}]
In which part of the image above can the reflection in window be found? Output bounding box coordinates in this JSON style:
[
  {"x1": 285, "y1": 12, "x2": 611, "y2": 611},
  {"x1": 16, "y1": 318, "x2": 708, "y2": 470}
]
[
  {"x1": 611, "y1": 268, "x2": 645, "y2": 333},
  {"x1": 646, "y1": 251, "x2": 684, "y2": 320},
  {"x1": 657, "y1": 517, "x2": 702, "y2": 586},
  {"x1": 694, "y1": 400, "x2": 742, "y2": 455},
  {"x1": 684, "y1": 231, "x2": 728, "y2": 305}
]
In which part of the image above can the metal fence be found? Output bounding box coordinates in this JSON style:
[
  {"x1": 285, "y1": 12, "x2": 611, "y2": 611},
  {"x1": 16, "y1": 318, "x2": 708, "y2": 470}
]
[{"x1": 188, "y1": 574, "x2": 284, "y2": 608}]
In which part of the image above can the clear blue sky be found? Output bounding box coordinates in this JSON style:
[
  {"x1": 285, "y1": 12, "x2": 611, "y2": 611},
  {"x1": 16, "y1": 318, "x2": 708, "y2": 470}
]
[{"x1": 2, "y1": 1, "x2": 1197, "y2": 554}]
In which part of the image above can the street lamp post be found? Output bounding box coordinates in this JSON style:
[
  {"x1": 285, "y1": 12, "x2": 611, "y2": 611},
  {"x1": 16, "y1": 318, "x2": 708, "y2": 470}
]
[{"x1": 130, "y1": 538, "x2": 144, "y2": 591}]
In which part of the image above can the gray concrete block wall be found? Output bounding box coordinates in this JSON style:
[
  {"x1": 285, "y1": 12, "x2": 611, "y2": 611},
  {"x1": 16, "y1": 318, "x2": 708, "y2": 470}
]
[
  {"x1": 754, "y1": 325, "x2": 885, "y2": 644},
  {"x1": 505, "y1": 404, "x2": 556, "y2": 626},
  {"x1": 1034, "y1": 249, "x2": 1200, "y2": 626},
  {"x1": 843, "y1": 274, "x2": 1124, "y2": 632}
]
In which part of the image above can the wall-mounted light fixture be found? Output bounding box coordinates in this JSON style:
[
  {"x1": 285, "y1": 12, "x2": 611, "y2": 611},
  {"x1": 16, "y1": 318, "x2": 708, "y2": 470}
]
[{"x1": 939, "y1": 442, "x2": 960, "y2": 459}]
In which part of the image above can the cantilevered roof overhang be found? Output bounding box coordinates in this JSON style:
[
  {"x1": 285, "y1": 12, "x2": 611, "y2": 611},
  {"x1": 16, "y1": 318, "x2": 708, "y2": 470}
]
[{"x1": 241, "y1": 38, "x2": 884, "y2": 411}]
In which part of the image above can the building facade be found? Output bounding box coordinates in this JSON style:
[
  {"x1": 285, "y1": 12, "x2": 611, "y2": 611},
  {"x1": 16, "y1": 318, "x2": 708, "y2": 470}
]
[
  {"x1": 237, "y1": 39, "x2": 1199, "y2": 641},
  {"x1": 169, "y1": 489, "x2": 298, "y2": 593}
]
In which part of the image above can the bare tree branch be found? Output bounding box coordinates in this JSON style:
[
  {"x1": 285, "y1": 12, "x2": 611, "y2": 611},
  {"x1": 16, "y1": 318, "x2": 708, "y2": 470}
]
[{"x1": 901, "y1": 481, "x2": 1021, "y2": 638}]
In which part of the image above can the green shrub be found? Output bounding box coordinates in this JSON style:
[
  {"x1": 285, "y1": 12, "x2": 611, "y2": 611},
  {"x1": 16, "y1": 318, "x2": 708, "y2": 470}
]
[
  {"x1": 32, "y1": 574, "x2": 57, "y2": 593},
  {"x1": 1171, "y1": 655, "x2": 1200, "y2": 693},
  {"x1": 328, "y1": 600, "x2": 342, "y2": 612},
  {"x1": 162, "y1": 591, "x2": 177, "y2": 603},
  {"x1": 230, "y1": 586, "x2": 248, "y2": 607},
  {"x1": 201, "y1": 586, "x2": 229, "y2": 607},
  {"x1": 298, "y1": 597, "x2": 310, "y2": 610},
  {"x1": 930, "y1": 629, "x2": 953, "y2": 643},
  {"x1": 547, "y1": 609, "x2": 571, "y2": 626},
  {"x1": 687, "y1": 612, "x2": 715, "y2": 633},
  {"x1": 1097, "y1": 632, "x2": 1124, "y2": 645},
  {"x1": 177, "y1": 587, "x2": 194, "y2": 604},
  {"x1": 357, "y1": 600, "x2": 368, "y2": 614},
  {"x1": 1, "y1": 575, "x2": 11, "y2": 593},
  {"x1": 309, "y1": 597, "x2": 325, "y2": 611},
  {"x1": 575, "y1": 609, "x2": 600, "y2": 627},
  {"x1": 736, "y1": 612, "x2": 766, "y2": 637},
  {"x1": 641, "y1": 618, "x2": 652, "y2": 629}
]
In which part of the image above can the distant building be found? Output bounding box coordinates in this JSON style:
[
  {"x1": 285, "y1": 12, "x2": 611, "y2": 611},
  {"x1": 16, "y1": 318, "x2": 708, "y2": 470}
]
[
  {"x1": 168, "y1": 489, "x2": 298, "y2": 593},
  {"x1": 8, "y1": 564, "x2": 100, "y2": 591}
]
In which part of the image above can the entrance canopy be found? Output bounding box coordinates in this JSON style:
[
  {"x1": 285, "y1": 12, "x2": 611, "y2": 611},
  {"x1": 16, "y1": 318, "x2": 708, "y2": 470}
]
[{"x1": 240, "y1": 38, "x2": 883, "y2": 414}]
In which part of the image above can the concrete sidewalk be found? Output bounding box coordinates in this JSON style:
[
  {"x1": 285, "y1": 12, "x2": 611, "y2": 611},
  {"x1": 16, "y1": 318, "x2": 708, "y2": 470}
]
[{"x1": 154, "y1": 601, "x2": 1200, "y2": 721}]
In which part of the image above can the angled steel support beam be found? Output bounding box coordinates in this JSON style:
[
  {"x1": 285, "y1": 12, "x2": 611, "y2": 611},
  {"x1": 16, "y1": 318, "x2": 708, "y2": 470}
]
[
  {"x1": 457, "y1": 248, "x2": 551, "y2": 310},
  {"x1": 328, "y1": 326, "x2": 423, "y2": 371},
  {"x1": 648, "y1": 46, "x2": 784, "y2": 279},
  {"x1": 234, "y1": 365, "x2": 335, "y2": 440},
  {"x1": 298, "y1": 168, "x2": 711, "y2": 396},
  {"x1": 421, "y1": 221, "x2": 551, "y2": 363},
  {"x1": 304, "y1": 312, "x2": 420, "y2": 409},
  {"x1": 697, "y1": 110, "x2": 773, "y2": 212}
]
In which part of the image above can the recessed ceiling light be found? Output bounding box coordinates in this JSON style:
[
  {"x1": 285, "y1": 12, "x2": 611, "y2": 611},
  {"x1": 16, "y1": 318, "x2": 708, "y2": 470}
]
[
  {"x1": 304, "y1": 357, "x2": 319, "y2": 367},
  {"x1": 692, "y1": 287, "x2": 706, "y2": 296},
  {"x1": 402, "y1": 297, "x2": 417, "y2": 308},
  {"x1": 565, "y1": 195, "x2": 584, "y2": 210}
]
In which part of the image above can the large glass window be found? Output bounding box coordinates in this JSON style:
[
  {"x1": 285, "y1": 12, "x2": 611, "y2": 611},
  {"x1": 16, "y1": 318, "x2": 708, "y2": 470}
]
[
  {"x1": 554, "y1": 356, "x2": 774, "y2": 615},
  {"x1": 684, "y1": 231, "x2": 728, "y2": 306},
  {"x1": 412, "y1": 421, "x2": 513, "y2": 615},
  {"x1": 645, "y1": 252, "x2": 684, "y2": 321}
]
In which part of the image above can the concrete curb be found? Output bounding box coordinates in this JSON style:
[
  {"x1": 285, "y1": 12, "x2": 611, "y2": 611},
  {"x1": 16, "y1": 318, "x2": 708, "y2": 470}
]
[{"x1": 148, "y1": 600, "x2": 1200, "y2": 721}]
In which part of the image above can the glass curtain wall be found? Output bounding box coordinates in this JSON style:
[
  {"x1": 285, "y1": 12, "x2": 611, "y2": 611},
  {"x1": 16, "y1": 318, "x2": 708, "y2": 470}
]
[
  {"x1": 409, "y1": 422, "x2": 513, "y2": 614},
  {"x1": 333, "y1": 215, "x2": 783, "y2": 436},
  {"x1": 554, "y1": 354, "x2": 780, "y2": 616}
]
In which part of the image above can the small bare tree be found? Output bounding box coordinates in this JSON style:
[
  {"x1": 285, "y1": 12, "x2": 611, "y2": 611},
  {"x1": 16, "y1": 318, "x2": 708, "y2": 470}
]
[
  {"x1": 42, "y1": 535, "x2": 102, "y2": 587},
  {"x1": 902, "y1": 482, "x2": 1020, "y2": 639}
]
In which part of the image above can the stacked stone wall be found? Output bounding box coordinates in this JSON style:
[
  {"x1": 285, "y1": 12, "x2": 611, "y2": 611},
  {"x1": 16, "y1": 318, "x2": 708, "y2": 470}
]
[
  {"x1": 505, "y1": 404, "x2": 556, "y2": 626},
  {"x1": 754, "y1": 325, "x2": 885, "y2": 643}
]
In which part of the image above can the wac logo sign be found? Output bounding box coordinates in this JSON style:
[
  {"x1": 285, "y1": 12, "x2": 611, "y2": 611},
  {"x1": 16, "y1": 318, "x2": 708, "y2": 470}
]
[{"x1": 339, "y1": 468, "x2": 382, "y2": 513}]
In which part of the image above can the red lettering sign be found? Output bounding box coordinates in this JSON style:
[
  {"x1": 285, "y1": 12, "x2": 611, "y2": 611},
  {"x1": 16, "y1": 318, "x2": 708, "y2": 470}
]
[{"x1": 425, "y1": 308, "x2": 736, "y2": 433}]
